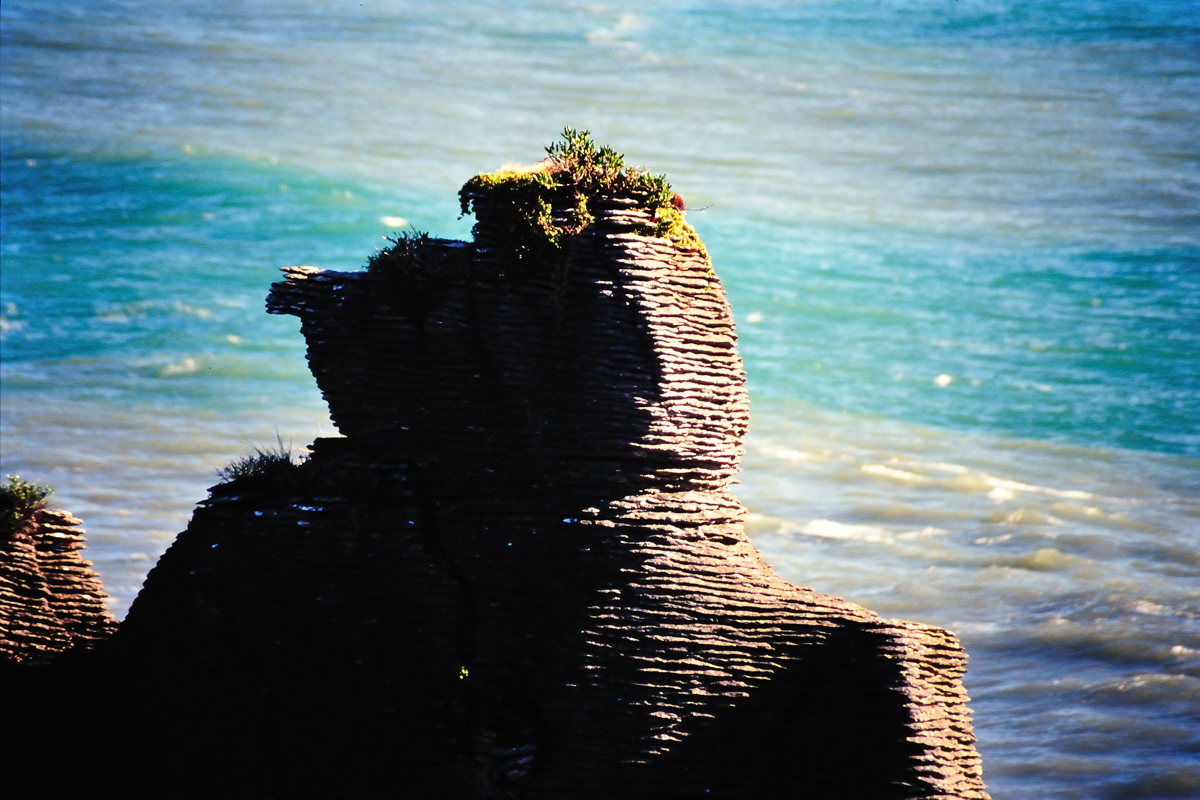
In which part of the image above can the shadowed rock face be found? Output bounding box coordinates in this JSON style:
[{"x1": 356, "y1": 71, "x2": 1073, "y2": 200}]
[{"x1": 99, "y1": 185, "x2": 988, "y2": 797}]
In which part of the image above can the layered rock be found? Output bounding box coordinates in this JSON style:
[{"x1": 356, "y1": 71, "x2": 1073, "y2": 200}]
[
  {"x1": 1, "y1": 506, "x2": 117, "y2": 664},
  {"x1": 99, "y1": 148, "x2": 989, "y2": 797}
]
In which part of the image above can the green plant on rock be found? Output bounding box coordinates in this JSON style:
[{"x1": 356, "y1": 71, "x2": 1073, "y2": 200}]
[
  {"x1": 1, "y1": 475, "x2": 53, "y2": 531},
  {"x1": 216, "y1": 441, "x2": 305, "y2": 486},
  {"x1": 542, "y1": 127, "x2": 671, "y2": 205},
  {"x1": 209, "y1": 442, "x2": 395, "y2": 508},
  {"x1": 457, "y1": 128, "x2": 705, "y2": 280},
  {"x1": 367, "y1": 230, "x2": 473, "y2": 319},
  {"x1": 367, "y1": 230, "x2": 437, "y2": 273},
  {"x1": 652, "y1": 204, "x2": 706, "y2": 255}
]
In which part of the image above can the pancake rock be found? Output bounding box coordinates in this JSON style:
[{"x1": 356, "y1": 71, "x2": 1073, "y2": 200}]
[
  {"x1": 104, "y1": 133, "x2": 989, "y2": 798},
  {"x1": 1, "y1": 488, "x2": 117, "y2": 665}
]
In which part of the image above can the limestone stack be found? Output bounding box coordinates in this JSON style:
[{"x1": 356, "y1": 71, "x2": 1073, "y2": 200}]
[
  {"x1": 8, "y1": 135, "x2": 989, "y2": 798},
  {"x1": 1, "y1": 504, "x2": 117, "y2": 664}
]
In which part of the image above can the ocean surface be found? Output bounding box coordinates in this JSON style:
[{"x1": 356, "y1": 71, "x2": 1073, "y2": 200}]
[{"x1": 2, "y1": 1, "x2": 1197, "y2": 796}]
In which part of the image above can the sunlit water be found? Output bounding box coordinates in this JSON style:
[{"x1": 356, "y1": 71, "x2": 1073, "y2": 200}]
[{"x1": 2, "y1": 2, "x2": 1198, "y2": 796}]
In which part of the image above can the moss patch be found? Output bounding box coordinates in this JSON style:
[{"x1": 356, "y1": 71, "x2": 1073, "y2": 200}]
[{"x1": 651, "y1": 204, "x2": 707, "y2": 256}]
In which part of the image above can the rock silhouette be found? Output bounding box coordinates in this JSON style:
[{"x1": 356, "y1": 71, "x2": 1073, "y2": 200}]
[{"x1": 5, "y1": 137, "x2": 988, "y2": 798}]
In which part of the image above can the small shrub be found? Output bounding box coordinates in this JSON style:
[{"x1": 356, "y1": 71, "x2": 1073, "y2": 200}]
[
  {"x1": 1, "y1": 475, "x2": 53, "y2": 530},
  {"x1": 456, "y1": 128, "x2": 703, "y2": 280}
]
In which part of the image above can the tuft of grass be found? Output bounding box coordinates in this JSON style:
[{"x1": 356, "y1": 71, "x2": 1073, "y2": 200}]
[
  {"x1": 366, "y1": 230, "x2": 472, "y2": 319},
  {"x1": 210, "y1": 441, "x2": 387, "y2": 504},
  {"x1": 216, "y1": 440, "x2": 305, "y2": 486},
  {"x1": 1, "y1": 475, "x2": 53, "y2": 531},
  {"x1": 366, "y1": 229, "x2": 438, "y2": 276}
]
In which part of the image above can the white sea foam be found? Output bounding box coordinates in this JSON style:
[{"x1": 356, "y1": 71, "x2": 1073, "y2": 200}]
[
  {"x1": 757, "y1": 445, "x2": 820, "y2": 462},
  {"x1": 861, "y1": 464, "x2": 924, "y2": 482},
  {"x1": 800, "y1": 519, "x2": 894, "y2": 543},
  {"x1": 160, "y1": 357, "x2": 198, "y2": 376}
]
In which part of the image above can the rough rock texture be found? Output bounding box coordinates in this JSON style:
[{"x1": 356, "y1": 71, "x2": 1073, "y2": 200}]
[
  {"x1": 100, "y1": 192, "x2": 988, "y2": 798},
  {"x1": 0, "y1": 507, "x2": 117, "y2": 664}
]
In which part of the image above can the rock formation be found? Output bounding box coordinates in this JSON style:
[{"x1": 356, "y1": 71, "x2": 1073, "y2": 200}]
[
  {"x1": 1, "y1": 486, "x2": 117, "y2": 664},
  {"x1": 5, "y1": 133, "x2": 988, "y2": 798}
]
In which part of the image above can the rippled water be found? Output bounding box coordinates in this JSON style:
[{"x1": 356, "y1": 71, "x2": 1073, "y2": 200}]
[{"x1": 2, "y1": 2, "x2": 1198, "y2": 796}]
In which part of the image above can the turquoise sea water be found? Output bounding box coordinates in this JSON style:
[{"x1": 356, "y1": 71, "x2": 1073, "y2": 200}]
[{"x1": 2, "y1": 2, "x2": 1198, "y2": 796}]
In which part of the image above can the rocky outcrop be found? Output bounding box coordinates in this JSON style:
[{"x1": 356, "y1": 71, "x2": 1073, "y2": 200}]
[
  {"x1": 1, "y1": 507, "x2": 117, "y2": 664},
  {"x1": 5, "y1": 136, "x2": 988, "y2": 797},
  {"x1": 101, "y1": 148, "x2": 988, "y2": 797}
]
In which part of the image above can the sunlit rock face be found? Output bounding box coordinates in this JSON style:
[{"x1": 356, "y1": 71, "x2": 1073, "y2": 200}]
[
  {"x1": 1, "y1": 507, "x2": 116, "y2": 665},
  {"x1": 102, "y1": 150, "x2": 988, "y2": 799}
]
